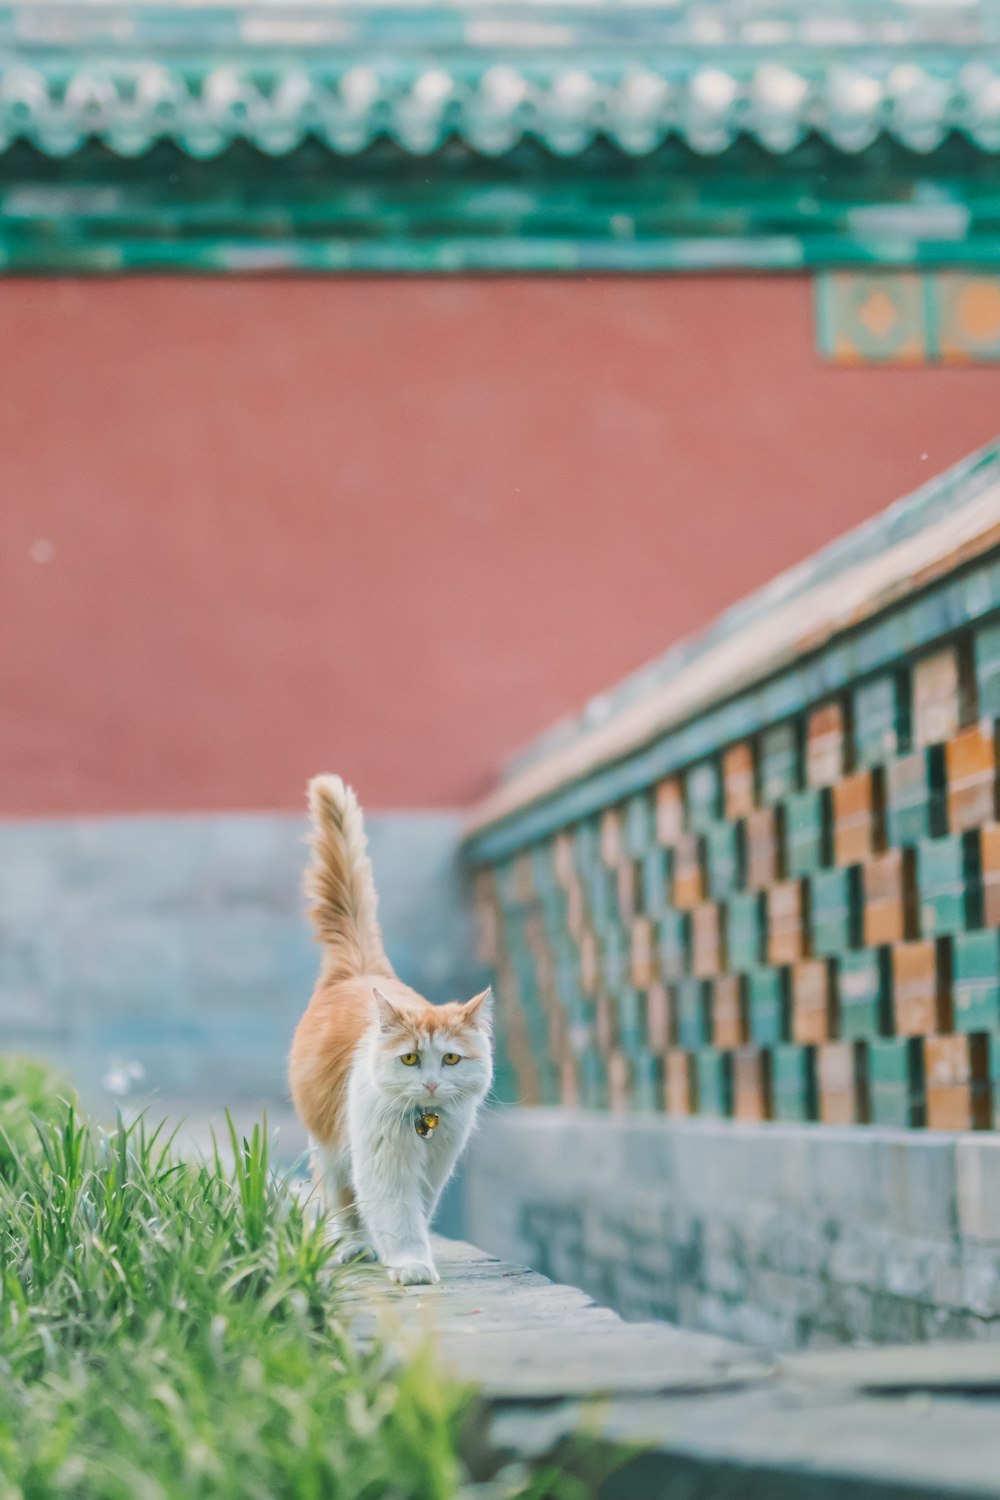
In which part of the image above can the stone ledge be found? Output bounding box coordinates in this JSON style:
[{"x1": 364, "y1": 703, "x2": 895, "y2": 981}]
[{"x1": 344, "y1": 1238, "x2": 1000, "y2": 1498}]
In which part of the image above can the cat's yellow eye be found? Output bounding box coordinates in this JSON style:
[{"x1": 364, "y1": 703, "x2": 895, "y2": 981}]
[
  {"x1": 400, "y1": 1052, "x2": 419, "y2": 1067},
  {"x1": 442, "y1": 1052, "x2": 461, "y2": 1066}
]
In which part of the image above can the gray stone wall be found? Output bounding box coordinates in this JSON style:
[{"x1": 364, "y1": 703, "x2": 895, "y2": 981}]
[
  {"x1": 465, "y1": 1107, "x2": 1000, "y2": 1350},
  {"x1": 0, "y1": 811, "x2": 485, "y2": 1117}
]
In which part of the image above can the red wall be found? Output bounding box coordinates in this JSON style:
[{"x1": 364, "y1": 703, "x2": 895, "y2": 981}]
[{"x1": 3, "y1": 275, "x2": 999, "y2": 816}]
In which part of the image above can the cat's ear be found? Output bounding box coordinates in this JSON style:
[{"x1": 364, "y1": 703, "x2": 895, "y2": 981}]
[
  {"x1": 373, "y1": 985, "x2": 405, "y2": 1032},
  {"x1": 461, "y1": 986, "x2": 493, "y2": 1034}
]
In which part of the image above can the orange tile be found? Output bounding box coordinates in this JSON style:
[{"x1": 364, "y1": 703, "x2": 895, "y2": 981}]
[
  {"x1": 723, "y1": 742, "x2": 756, "y2": 819},
  {"x1": 818, "y1": 1042, "x2": 861, "y2": 1124},
  {"x1": 631, "y1": 916, "x2": 655, "y2": 987},
  {"x1": 914, "y1": 647, "x2": 964, "y2": 748},
  {"x1": 982, "y1": 823, "x2": 1000, "y2": 927},
  {"x1": 925, "y1": 1034, "x2": 990, "y2": 1130},
  {"x1": 746, "y1": 806, "x2": 782, "y2": 889},
  {"x1": 580, "y1": 928, "x2": 599, "y2": 994},
  {"x1": 601, "y1": 807, "x2": 623, "y2": 868},
  {"x1": 946, "y1": 723, "x2": 998, "y2": 832},
  {"x1": 672, "y1": 833, "x2": 704, "y2": 910},
  {"x1": 608, "y1": 1051, "x2": 631, "y2": 1114},
  {"x1": 832, "y1": 769, "x2": 882, "y2": 866},
  {"x1": 768, "y1": 880, "x2": 808, "y2": 965},
  {"x1": 655, "y1": 778, "x2": 685, "y2": 846},
  {"x1": 807, "y1": 702, "x2": 848, "y2": 788},
  {"x1": 733, "y1": 1047, "x2": 772, "y2": 1122},
  {"x1": 863, "y1": 848, "x2": 917, "y2": 946},
  {"x1": 712, "y1": 973, "x2": 745, "y2": 1049},
  {"x1": 891, "y1": 941, "x2": 945, "y2": 1037},
  {"x1": 665, "y1": 1048, "x2": 693, "y2": 1115},
  {"x1": 792, "y1": 959, "x2": 833, "y2": 1044},
  {"x1": 691, "y1": 902, "x2": 724, "y2": 978}
]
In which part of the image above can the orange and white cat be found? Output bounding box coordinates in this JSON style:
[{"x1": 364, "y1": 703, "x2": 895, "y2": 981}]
[{"x1": 289, "y1": 775, "x2": 493, "y2": 1286}]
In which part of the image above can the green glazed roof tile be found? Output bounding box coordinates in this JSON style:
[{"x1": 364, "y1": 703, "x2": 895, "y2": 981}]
[{"x1": 1, "y1": 2, "x2": 999, "y2": 161}]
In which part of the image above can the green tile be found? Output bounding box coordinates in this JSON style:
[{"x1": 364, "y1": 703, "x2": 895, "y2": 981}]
[
  {"x1": 868, "y1": 1037, "x2": 924, "y2": 1127},
  {"x1": 554, "y1": 946, "x2": 581, "y2": 1000},
  {"x1": 686, "y1": 760, "x2": 722, "y2": 833},
  {"x1": 616, "y1": 985, "x2": 643, "y2": 1053},
  {"x1": 839, "y1": 948, "x2": 891, "y2": 1039},
  {"x1": 574, "y1": 820, "x2": 602, "y2": 877},
  {"x1": 642, "y1": 847, "x2": 671, "y2": 917},
  {"x1": 988, "y1": 1030, "x2": 1000, "y2": 1131},
  {"x1": 772, "y1": 1043, "x2": 817, "y2": 1122},
  {"x1": 587, "y1": 868, "x2": 617, "y2": 935},
  {"x1": 918, "y1": 832, "x2": 983, "y2": 937},
  {"x1": 624, "y1": 792, "x2": 656, "y2": 859},
  {"x1": 974, "y1": 618, "x2": 1000, "y2": 720},
  {"x1": 727, "y1": 891, "x2": 766, "y2": 971},
  {"x1": 760, "y1": 722, "x2": 803, "y2": 804},
  {"x1": 953, "y1": 929, "x2": 1000, "y2": 1032},
  {"x1": 746, "y1": 967, "x2": 788, "y2": 1045},
  {"x1": 632, "y1": 1049, "x2": 664, "y2": 1112},
  {"x1": 676, "y1": 977, "x2": 710, "y2": 1050},
  {"x1": 854, "y1": 672, "x2": 910, "y2": 766},
  {"x1": 657, "y1": 908, "x2": 689, "y2": 981},
  {"x1": 602, "y1": 923, "x2": 628, "y2": 991},
  {"x1": 694, "y1": 1048, "x2": 732, "y2": 1117},
  {"x1": 537, "y1": 1059, "x2": 563, "y2": 1106},
  {"x1": 886, "y1": 749, "x2": 945, "y2": 847},
  {"x1": 705, "y1": 819, "x2": 743, "y2": 899},
  {"x1": 530, "y1": 843, "x2": 558, "y2": 896},
  {"x1": 811, "y1": 866, "x2": 862, "y2": 957},
  {"x1": 785, "y1": 787, "x2": 830, "y2": 876},
  {"x1": 491, "y1": 1061, "x2": 521, "y2": 1106},
  {"x1": 578, "y1": 1048, "x2": 609, "y2": 1111}
]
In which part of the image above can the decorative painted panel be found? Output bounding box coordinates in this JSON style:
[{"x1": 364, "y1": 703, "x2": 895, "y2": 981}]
[{"x1": 817, "y1": 272, "x2": 1000, "y2": 363}]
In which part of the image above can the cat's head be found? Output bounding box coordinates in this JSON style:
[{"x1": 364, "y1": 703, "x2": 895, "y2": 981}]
[{"x1": 370, "y1": 985, "x2": 493, "y2": 1108}]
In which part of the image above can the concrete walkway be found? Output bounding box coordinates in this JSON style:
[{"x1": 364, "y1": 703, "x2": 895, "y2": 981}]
[{"x1": 341, "y1": 1239, "x2": 1000, "y2": 1499}]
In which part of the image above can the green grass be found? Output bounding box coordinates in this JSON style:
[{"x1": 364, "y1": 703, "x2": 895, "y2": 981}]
[
  {"x1": 0, "y1": 1077, "x2": 468, "y2": 1500},
  {"x1": 0, "y1": 1056, "x2": 71, "y2": 1180}
]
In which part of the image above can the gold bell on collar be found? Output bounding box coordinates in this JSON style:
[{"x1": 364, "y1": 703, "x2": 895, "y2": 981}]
[{"x1": 415, "y1": 1109, "x2": 440, "y2": 1137}]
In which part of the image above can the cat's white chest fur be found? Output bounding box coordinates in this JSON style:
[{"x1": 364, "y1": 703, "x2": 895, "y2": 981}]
[{"x1": 338, "y1": 1031, "x2": 487, "y2": 1285}]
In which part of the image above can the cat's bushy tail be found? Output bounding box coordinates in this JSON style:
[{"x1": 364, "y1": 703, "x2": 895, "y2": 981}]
[{"x1": 305, "y1": 775, "x2": 393, "y2": 982}]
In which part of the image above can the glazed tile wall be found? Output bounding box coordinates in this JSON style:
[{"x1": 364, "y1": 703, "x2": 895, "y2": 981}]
[{"x1": 476, "y1": 615, "x2": 1000, "y2": 1132}]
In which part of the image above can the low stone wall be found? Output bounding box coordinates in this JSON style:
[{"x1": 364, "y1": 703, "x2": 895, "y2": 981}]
[{"x1": 466, "y1": 1108, "x2": 1000, "y2": 1349}]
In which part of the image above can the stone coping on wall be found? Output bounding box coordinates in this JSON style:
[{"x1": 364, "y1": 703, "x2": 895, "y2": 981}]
[{"x1": 343, "y1": 1235, "x2": 1000, "y2": 1497}]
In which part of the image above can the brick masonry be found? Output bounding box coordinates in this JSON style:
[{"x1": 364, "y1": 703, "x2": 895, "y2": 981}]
[{"x1": 465, "y1": 1108, "x2": 1000, "y2": 1350}]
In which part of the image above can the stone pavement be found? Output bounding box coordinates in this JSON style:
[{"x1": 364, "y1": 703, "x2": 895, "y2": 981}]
[{"x1": 340, "y1": 1238, "x2": 1000, "y2": 1499}]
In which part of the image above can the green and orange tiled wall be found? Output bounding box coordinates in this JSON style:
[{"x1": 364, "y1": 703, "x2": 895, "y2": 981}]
[{"x1": 475, "y1": 620, "x2": 1000, "y2": 1132}]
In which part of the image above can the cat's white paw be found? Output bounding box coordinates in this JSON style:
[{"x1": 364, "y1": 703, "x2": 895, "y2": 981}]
[
  {"x1": 331, "y1": 1238, "x2": 377, "y2": 1266},
  {"x1": 387, "y1": 1259, "x2": 440, "y2": 1286}
]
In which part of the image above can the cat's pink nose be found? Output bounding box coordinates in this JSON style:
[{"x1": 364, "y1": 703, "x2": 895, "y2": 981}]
[{"x1": 424, "y1": 1081, "x2": 439, "y2": 1094}]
